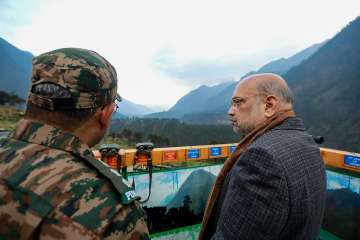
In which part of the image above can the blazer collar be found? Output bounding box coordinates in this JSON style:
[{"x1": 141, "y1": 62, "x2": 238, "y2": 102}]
[{"x1": 272, "y1": 116, "x2": 306, "y2": 131}]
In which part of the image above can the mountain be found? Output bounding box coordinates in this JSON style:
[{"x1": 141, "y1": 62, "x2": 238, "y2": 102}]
[
  {"x1": 167, "y1": 169, "x2": 216, "y2": 214},
  {"x1": 112, "y1": 112, "x2": 127, "y2": 119},
  {"x1": 242, "y1": 42, "x2": 326, "y2": 79},
  {"x1": 284, "y1": 16, "x2": 360, "y2": 152},
  {"x1": 169, "y1": 82, "x2": 235, "y2": 114},
  {"x1": 146, "y1": 105, "x2": 169, "y2": 113},
  {"x1": 0, "y1": 37, "x2": 33, "y2": 99},
  {"x1": 181, "y1": 112, "x2": 229, "y2": 125},
  {"x1": 147, "y1": 41, "x2": 323, "y2": 122},
  {"x1": 118, "y1": 98, "x2": 155, "y2": 116},
  {"x1": 147, "y1": 81, "x2": 235, "y2": 119}
]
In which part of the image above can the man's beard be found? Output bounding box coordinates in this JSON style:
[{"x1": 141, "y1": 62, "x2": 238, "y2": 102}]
[
  {"x1": 233, "y1": 122, "x2": 256, "y2": 137},
  {"x1": 233, "y1": 101, "x2": 262, "y2": 137}
]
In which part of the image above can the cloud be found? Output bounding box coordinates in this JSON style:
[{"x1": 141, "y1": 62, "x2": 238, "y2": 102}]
[
  {"x1": 155, "y1": 55, "x2": 256, "y2": 86},
  {"x1": 153, "y1": 45, "x2": 299, "y2": 87},
  {"x1": 328, "y1": 180, "x2": 345, "y2": 190}
]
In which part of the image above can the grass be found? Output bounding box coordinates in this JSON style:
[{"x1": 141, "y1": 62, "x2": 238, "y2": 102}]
[
  {"x1": 0, "y1": 106, "x2": 23, "y2": 131},
  {"x1": 95, "y1": 135, "x2": 137, "y2": 150}
]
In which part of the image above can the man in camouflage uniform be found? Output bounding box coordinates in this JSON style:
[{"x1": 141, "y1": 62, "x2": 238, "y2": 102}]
[{"x1": 0, "y1": 48, "x2": 150, "y2": 239}]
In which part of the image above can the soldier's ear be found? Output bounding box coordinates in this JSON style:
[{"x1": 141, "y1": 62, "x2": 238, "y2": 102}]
[{"x1": 99, "y1": 103, "x2": 115, "y2": 129}]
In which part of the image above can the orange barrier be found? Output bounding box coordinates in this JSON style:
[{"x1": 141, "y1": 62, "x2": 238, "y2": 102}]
[
  {"x1": 93, "y1": 145, "x2": 360, "y2": 173},
  {"x1": 320, "y1": 147, "x2": 360, "y2": 173},
  {"x1": 93, "y1": 150, "x2": 121, "y2": 169}
]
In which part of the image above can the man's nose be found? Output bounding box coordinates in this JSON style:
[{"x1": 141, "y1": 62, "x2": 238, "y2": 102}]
[{"x1": 228, "y1": 106, "x2": 234, "y2": 116}]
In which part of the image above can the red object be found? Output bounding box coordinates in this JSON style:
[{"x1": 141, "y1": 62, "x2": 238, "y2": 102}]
[
  {"x1": 106, "y1": 156, "x2": 118, "y2": 169},
  {"x1": 164, "y1": 151, "x2": 177, "y2": 161},
  {"x1": 136, "y1": 154, "x2": 148, "y2": 164}
]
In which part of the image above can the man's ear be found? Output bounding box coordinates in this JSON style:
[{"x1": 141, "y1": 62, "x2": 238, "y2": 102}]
[
  {"x1": 264, "y1": 95, "x2": 278, "y2": 117},
  {"x1": 99, "y1": 103, "x2": 115, "y2": 129}
]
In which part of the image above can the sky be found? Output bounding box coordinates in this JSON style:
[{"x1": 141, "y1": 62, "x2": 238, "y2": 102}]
[{"x1": 1, "y1": 0, "x2": 360, "y2": 109}]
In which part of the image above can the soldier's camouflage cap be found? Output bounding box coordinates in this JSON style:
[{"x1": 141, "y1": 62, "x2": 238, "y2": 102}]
[{"x1": 28, "y1": 48, "x2": 121, "y2": 110}]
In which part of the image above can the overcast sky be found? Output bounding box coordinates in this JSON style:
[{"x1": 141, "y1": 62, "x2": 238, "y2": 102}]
[{"x1": 1, "y1": 0, "x2": 359, "y2": 108}]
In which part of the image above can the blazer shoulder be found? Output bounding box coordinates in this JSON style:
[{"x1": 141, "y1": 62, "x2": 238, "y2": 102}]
[{"x1": 250, "y1": 128, "x2": 315, "y2": 152}]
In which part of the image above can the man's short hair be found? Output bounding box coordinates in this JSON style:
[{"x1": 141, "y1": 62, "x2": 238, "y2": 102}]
[{"x1": 256, "y1": 78, "x2": 294, "y2": 105}]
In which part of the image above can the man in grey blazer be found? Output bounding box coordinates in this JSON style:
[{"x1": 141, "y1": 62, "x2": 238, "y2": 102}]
[{"x1": 200, "y1": 73, "x2": 326, "y2": 240}]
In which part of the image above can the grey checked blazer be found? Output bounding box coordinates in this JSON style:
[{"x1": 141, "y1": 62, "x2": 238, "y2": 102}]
[{"x1": 203, "y1": 117, "x2": 326, "y2": 240}]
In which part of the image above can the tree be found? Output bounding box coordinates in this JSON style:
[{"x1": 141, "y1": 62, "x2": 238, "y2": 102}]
[
  {"x1": 133, "y1": 132, "x2": 143, "y2": 143},
  {"x1": 182, "y1": 195, "x2": 192, "y2": 212},
  {"x1": 121, "y1": 128, "x2": 133, "y2": 139},
  {"x1": 148, "y1": 134, "x2": 171, "y2": 147},
  {"x1": 0, "y1": 91, "x2": 25, "y2": 106}
]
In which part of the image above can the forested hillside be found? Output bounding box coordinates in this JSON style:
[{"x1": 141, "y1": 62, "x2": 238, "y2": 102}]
[
  {"x1": 110, "y1": 118, "x2": 239, "y2": 147},
  {"x1": 285, "y1": 16, "x2": 360, "y2": 152}
]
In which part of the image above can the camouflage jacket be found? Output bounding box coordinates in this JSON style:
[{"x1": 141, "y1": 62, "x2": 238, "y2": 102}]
[{"x1": 0, "y1": 119, "x2": 149, "y2": 240}]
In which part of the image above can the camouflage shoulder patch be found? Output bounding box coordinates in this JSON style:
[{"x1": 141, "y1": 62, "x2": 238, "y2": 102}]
[{"x1": 81, "y1": 155, "x2": 140, "y2": 204}]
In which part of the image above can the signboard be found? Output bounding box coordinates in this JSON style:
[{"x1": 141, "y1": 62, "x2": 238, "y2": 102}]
[
  {"x1": 164, "y1": 151, "x2": 177, "y2": 161},
  {"x1": 210, "y1": 147, "x2": 222, "y2": 157},
  {"x1": 344, "y1": 155, "x2": 360, "y2": 168},
  {"x1": 230, "y1": 145, "x2": 236, "y2": 154},
  {"x1": 187, "y1": 149, "x2": 200, "y2": 160}
]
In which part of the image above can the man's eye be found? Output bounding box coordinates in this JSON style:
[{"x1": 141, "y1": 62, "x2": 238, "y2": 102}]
[
  {"x1": 233, "y1": 98, "x2": 244, "y2": 104},
  {"x1": 232, "y1": 100, "x2": 242, "y2": 106}
]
